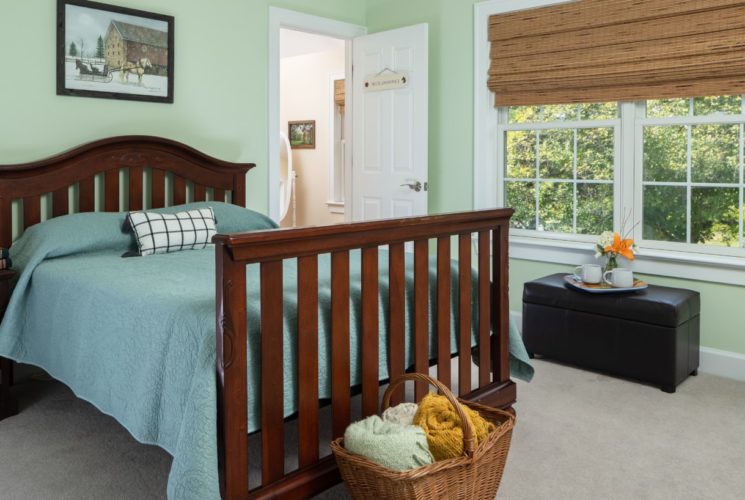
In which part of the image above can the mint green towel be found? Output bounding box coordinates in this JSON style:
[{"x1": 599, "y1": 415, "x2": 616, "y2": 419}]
[{"x1": 344, "y1": 416, "x2": 434, "y2": 471}]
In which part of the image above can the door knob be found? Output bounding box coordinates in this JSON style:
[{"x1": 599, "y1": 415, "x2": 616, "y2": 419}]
[{"x1": 400, "y1": 180, "x2": 423, "y2": 192}]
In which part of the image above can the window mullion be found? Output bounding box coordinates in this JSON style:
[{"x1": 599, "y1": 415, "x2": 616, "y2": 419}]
[
  {"x1": 573, "y1": 128, "x2": 578, "y2": 234},
  {"x1": 535, "y1": 130, "x2": 540, "y2": 231},
  {"x1": 737, "y1": 118, "x2": 745, "y2": 248},
  {"x1": 620, "y1": 101, "x2": 638, "y2": 239},
  {"x1": 686, "y1": 120, "x2": 692, "y2": 244}
]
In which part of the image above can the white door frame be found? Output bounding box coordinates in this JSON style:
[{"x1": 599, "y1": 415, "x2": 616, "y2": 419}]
[
  {"x1": 328, "y1": 71, "x2": 346, "y2": 214},
  {"x1": 268, "y1": 7, "x2": 367, "y2": 222}
]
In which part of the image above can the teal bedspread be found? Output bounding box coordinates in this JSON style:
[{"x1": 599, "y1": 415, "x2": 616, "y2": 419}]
[{"x1": 0, "y1": 202, "x2": 532, "y2": 499}]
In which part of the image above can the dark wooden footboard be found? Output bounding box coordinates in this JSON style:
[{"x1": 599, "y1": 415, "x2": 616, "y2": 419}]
[{"x1": 214, "y1": 209, "x2": 514, "y2": 500}]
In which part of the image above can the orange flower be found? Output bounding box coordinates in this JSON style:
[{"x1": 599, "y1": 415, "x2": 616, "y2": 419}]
[{"x1": 604, "y1": 233, "x2": 635, "y2": 260}]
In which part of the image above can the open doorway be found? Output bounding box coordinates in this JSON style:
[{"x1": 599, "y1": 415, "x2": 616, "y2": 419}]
[
  {"x1": 268, "y1": 8, "x2": 366, "y2": 227},
  {"x1": 278, "y1": 29, "x2": 346, "y2": 228}
]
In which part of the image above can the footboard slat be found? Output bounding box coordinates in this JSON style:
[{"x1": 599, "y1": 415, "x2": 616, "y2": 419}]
[
  {"x1": 260, "y1": 261, "x2": 285, "y2": 484},
  {"x1": 478, "y1": 231, "x2": 491, "y2": 386},
  {"x1": 361, "y1": 247, "x2": 379, "y2": 417},
  {"x1": 330, "y1": 251, "x2": 350, "y2": 438},
  {"x1": 458, "y1": 234, "x2": 473, "y2": 396},
  {"x1": 387, "y1": 242, "x2": 406, "y2": 406},
  {"x1": 297, "y1": 256, "x2": 319, "y2": 468},
  {"x1": 413, "y1": 239, "x2": 429, "y2": 401},
  {"x1": 437, "y1": 237, "x2": 452, "y2": 389}
]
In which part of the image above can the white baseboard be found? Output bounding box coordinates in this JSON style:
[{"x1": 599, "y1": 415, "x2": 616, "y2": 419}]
[
  {"x1": 699, "y1": 347, "x2": 745, "y2": 382},
  {"x1": 511, "y1": 310, "x2": 745, "y2": 382}
]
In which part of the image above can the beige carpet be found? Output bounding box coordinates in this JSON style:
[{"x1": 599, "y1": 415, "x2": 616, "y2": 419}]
[{"x1": 1, "y1": 360, "x2": 744, "y2": 499}]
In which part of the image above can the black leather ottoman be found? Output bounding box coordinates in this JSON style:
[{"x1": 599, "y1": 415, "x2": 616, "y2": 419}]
[{"x1": 522, "y1": 273, "x2": 700, "y2": 393}]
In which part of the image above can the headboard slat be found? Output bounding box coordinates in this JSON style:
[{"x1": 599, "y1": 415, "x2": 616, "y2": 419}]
[
  {"x1": 23, "y1": 196, "x2": 41, "y2": 228},
  {"x1": 129, "y1": 166, "x2": 143, "y2": 211},
  {"x1": 0, "y1": 136, "x2": 255, "y2": 245},
  {"x1": 80, "y1": 177, "x2": 95, "y2": 212},
  {"x1": 105, "y1": 170, "x2": 119, "y2": 212},
  {"x1": 53, "y1": 188, "x2": 69, "y2": 217},
  {"x1": 232, "y1": 174, "x2": 246, "y2": 207},
  {"x1": 173, "y1": 176, "x2": 186, "y2": 206},
  {"x1": 194, "y1": 184, "x2": 206, "y2": 202},
  {"x1": 152, "y1": 169, "x2": 165, "y2": 209},
  {"x1": 0, "y1": 198, "x2": 11, "y2": 248}
]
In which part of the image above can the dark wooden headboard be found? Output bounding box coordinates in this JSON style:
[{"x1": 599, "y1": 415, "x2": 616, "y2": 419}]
[{"x1": 0, "y1": 136, "x2": 255, "y2": 247}]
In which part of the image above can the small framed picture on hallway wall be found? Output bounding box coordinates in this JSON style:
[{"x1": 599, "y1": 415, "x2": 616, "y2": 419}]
[
  {"x1": 57, "y1": 0, "x2": 175, "y2": 103},
  {"x1": 288, "y1": 120, "x2": 316, "y2": 149}
]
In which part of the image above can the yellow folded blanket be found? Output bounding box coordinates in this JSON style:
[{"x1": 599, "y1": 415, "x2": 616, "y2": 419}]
[{"x1": 413, "y1": 393, "x2": 495, "y2": 461}]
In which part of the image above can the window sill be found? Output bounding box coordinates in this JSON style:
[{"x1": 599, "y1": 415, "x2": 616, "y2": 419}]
[
  {"x1": 326, "y1": 201, "x2": 345, "y2": 214},
  {"x1": 511, "y1": 235, "x2": 745, "y2": 286}
]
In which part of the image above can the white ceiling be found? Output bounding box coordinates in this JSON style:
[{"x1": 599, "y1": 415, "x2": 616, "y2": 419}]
[{"x1": 280, "y1": 28, "x2": 346, "y2": 59}]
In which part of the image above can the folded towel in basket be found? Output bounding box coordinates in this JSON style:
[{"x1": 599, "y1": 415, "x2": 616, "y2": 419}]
[
  {"x1": 381, "y1": 402, "x2": 418, "y2": 426},
  {"x1": 344, "y1": 415, "x2": 434, "y2": 471},
  {"x1": 414, "y1": 393, "x2": 495, "y2": 461}
]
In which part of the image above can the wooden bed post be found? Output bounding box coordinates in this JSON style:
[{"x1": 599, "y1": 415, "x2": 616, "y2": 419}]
[
  {"x1": 216, "y1": 242, "x2": 249, "y2": 500},
  {"x1": 491, "y1": 223, "x2": 511, "y2": 384},
  {"x1": 0, "y1": 357, "x2": 18, "y2": 421}
]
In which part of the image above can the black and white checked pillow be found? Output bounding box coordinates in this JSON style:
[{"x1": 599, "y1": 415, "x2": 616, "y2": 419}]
[{"x1": 127, "y1": 208, "x2": 217, "y2": 256}]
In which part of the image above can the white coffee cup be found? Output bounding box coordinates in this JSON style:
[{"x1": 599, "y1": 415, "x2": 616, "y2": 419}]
[
  {"x1": 603, "y1": 268, "x2": 634, "y2": 288},
  {"x1": 574, "y1": 264, "x2": 602, "y2": 284}
]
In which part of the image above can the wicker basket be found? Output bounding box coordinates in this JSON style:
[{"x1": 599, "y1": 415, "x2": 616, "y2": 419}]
[{"x1": 331, "y1": 373, "x2": 515, "y2": 499}]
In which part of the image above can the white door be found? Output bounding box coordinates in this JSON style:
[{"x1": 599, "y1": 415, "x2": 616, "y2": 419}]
[{"x1": 351, "y1": 24, "x2": 428, "y2": 221}]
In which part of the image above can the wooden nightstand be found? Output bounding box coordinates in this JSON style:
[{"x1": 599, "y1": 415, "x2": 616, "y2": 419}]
[{"x1": 0, "y1": 269, "x2": 18, "y2": 420}]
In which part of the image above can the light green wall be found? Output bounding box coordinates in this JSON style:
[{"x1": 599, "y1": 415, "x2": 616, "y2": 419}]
[
  {"x1": 0, "y1": 0, "x2": 366, "y2": 214},
  {"x1": 2, "y1": 0, "x2": 743, "y2": 355},
  {"x1": 366, "y1": 0, "x2": 745, "y2": 356}
]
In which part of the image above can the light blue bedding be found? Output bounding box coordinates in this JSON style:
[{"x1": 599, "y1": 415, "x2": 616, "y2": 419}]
[{"x1": 0, "y1": 202, "x2": 532, "y2": 499}]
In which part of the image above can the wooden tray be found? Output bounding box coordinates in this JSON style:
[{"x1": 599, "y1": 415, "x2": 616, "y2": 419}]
[{"x1": 564, "y1": 274, "x2": 648, "y2": 294}]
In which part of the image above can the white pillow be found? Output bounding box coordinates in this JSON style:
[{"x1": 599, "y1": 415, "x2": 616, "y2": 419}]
[{"x1": 127, "y1": 207, "x2": 217, "y2": 256}]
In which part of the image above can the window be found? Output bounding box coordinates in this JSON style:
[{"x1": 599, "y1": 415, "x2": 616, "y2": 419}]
[
  {"x1": 497, "y1": 95, "x2": 745, "y2": 256},
  {"x1": 640, "y1": 96, "x2": 744, "y2": 250},
  {"x1": 503, "y1": 103, "x2": 618, "y2": 237}
]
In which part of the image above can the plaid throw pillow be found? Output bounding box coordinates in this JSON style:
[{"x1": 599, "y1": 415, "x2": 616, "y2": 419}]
[{"x1": 127, "y1": 208, "x2": 217, "y2": 256}]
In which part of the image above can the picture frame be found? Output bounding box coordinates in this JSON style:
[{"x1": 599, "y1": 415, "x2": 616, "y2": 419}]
[
  {"x1": 288, "y1": 120, "x2": 316, "y2": 149},
  {"x1": 57, "y1": 0, "x2": 174, "y2": 103}
]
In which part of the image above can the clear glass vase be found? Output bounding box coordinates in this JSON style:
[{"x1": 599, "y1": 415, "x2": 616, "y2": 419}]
[{"x1": 604, "y1": 255, "x2": 618, "y2": 274}]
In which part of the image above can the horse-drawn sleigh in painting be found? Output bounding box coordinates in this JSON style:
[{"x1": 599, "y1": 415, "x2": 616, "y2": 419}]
[{"x1": 74, "y1": 57, "x2": 153, "y2": 85}]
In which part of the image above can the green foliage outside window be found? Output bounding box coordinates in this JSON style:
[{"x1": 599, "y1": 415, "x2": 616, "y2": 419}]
[
  {"x1": 505, "y1": 103, "x2": 616, "y2": 236},
  {"x1": 505, "y1": 97, "x2": 745, "y2": 249}
]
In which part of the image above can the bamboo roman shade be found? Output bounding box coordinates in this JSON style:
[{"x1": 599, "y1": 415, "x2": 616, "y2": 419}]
[
  {"x1": 487, "y1": 0, "x2": 745, "y2": 106},
  {"x1": 334, "y1": 79, "x2": 345, "y2": 110}
]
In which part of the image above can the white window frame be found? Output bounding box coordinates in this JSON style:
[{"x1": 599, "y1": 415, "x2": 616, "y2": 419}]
[
  {"x1": 497, "y1": 107, "x2": 622, "y2": 242},
  {"x1": 473, "y1": 0, "x2": 745, "y2": 286},
  {"x1": 634, "y1": 101, "x2": 745, "y2": 258}
]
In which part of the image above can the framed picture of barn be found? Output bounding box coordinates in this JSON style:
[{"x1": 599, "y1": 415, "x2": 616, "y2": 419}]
[
  {"x1": 288, "y1": 120, "x2": 316, "y2": 149},
  {"x1": 56, "y1": 0, "x2": 174, "y2": 103}
]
